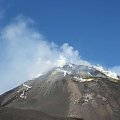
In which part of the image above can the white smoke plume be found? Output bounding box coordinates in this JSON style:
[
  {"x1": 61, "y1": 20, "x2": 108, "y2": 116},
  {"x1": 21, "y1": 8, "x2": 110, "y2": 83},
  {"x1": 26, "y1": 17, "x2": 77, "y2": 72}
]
[
  {"x1": 109, "y1": 66, "x2": 120, "y2": 75},
  {"x1": 0, "y1": 16, "x2": 119, "y2": 94},
  {"x1": 0, "y1": 16, "x2": 90, "y2": 94}
]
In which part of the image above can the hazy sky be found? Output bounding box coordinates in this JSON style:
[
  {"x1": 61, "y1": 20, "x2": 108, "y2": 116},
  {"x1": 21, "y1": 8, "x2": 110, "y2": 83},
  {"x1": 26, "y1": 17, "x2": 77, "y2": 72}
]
[{"x1": 0, "y1": 0, "x2": 120, "y2": 93}]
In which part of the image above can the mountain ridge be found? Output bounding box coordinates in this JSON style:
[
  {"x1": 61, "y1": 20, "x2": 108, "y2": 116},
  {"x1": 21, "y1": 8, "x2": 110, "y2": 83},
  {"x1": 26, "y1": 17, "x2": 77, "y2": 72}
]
[{"x1": 0, "y1": 64, "x2": 120, "y2": 120}]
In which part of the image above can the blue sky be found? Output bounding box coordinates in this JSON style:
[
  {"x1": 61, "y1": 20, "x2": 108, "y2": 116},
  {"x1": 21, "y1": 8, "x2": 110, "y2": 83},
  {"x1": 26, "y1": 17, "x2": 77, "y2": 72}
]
[
  {"x1": 0, "y1": 0, "x2": 120, "y2": 66},
  {"x1": 0, "y1": 0, "x2": 120, "y2": 93}
]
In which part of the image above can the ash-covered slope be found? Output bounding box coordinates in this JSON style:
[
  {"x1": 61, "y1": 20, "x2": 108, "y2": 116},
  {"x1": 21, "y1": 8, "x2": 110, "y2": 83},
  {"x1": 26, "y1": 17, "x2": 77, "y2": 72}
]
[{"x1": 0, "y1": 64, "x2": 120, "y2": 120}]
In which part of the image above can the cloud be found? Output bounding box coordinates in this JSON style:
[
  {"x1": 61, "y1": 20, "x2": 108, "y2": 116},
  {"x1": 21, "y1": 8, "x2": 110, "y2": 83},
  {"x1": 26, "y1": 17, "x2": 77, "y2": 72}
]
[
  {"x1": 0, "y1": 15, "x2": 90, "y2": 94},
  {"x1": 109, "y1": 66, "x2": 120, "y2": 75},
  {"x1": 0, "y1": 15, "x2": 119, "y2": 94}
]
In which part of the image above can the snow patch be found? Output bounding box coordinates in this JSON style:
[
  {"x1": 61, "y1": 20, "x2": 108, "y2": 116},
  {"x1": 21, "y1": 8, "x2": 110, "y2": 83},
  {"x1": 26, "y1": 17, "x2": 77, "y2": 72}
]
[
  {"x1": 23, "y1": 83, "x2": 32, "y2": 90},
  {"x1": 94, "y1": 65, "x2": 118, "y2": 79},
  {"x1": 20, "y1": 90, "x2": 27, "y2": 99},
  {"x1": 19, "y1": 83, "x2": 32, "y2": 99},
  {"x1": 55, "y1": 68, "x2": 69, "y2": 76},
  {"x1": 73, "y1": 77, "x2": 85, "y2": 82},
  {"x1": 73, "y1": 76, "x2": 93, "y2": 82}
]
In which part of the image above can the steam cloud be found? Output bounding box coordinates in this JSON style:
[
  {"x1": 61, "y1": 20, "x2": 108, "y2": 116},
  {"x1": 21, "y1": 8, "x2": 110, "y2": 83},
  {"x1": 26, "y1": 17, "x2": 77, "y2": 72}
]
[
  {"x1": 0, "y1": 16, "x2": 90, "y2": 94},
  {"x1": 109, "y1": 66, "x2": 120, "y2": 75},
  {"x1": 0, "y1": 16, "x2": 119, "y2": 94}
]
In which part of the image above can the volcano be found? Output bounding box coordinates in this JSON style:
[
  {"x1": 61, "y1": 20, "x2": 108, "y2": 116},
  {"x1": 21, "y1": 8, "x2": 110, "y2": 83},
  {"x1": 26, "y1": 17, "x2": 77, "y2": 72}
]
[{"x1": 0, "y1": 64, "x2": 120, "y2": 120}]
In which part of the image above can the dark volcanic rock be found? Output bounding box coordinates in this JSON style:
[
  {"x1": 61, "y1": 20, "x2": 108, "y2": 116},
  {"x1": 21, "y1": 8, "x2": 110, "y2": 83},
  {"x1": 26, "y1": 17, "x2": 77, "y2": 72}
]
[
  {"x1": 0, "y1": 64, "x2": 120, "y2": 120},
  {"x1": 0, "y1": 107, "x2": 84, "y2": 120}
]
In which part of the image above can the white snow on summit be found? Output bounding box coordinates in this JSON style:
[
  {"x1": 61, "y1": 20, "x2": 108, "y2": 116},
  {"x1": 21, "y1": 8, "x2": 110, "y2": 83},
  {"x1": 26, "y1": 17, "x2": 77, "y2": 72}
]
[{"x1": 94, "y1": 65, "x2": 118, "y2": 79}]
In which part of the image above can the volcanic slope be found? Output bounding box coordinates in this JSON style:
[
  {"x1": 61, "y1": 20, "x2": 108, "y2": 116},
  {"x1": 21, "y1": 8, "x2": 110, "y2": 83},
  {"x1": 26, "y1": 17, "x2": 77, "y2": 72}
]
[{"x1": 0, "y1": 64, "x2": 120, "y2": 120}]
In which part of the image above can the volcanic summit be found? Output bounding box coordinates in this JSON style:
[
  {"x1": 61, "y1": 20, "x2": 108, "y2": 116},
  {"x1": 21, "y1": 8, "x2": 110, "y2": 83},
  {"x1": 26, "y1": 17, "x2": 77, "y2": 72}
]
[{"x1": 0, "y1": 64, "x2": 120, "y2": 120}]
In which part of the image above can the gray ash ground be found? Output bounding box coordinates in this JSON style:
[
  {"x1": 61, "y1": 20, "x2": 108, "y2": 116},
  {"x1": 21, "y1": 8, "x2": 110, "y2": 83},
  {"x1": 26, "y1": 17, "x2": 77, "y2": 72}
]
[{"x1": 0, "y1": 64, "x2": 120, "y2": 120}]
